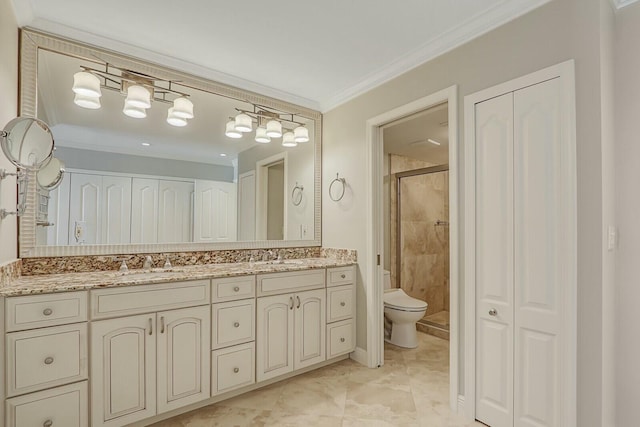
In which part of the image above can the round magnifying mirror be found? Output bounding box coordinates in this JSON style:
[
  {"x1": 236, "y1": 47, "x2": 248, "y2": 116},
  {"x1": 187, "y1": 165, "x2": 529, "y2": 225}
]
[
  {"x1": 1, "y1": 117, "x2": 54, "y2": 169},
  {"x1": 37, "y1": 156, "x2": 65, "y2": 190}
]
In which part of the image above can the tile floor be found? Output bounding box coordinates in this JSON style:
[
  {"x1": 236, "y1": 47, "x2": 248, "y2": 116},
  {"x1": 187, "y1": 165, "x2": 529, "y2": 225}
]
[{"x1": 151, "y1": 332, "x2": 484, "y2": 426}]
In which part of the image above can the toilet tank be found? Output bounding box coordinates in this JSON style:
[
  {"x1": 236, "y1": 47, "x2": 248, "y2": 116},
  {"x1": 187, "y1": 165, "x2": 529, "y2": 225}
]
[{"x1": 383, "y1": 270, "x2": 391, "y2": 290}]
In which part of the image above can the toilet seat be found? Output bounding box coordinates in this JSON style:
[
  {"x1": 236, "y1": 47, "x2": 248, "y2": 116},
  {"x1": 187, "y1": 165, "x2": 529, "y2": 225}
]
[{"x1": 383, "y1": 289, "x2": 428, "y2": 312}]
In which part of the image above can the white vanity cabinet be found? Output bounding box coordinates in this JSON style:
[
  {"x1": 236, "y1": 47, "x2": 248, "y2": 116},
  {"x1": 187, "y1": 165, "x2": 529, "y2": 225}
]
[
  {"x1": 256, "y1": 271, "x2": 326, "y2": 382},
  {"x1": 326, "y1": 266, "x2": 356, "y2": 358},
  {"x1": 4, "y1": 291, "x2": 89, "y2": 427},
  {"x1": 89, "y1": 280, "x2": 211, "y2": 427}
]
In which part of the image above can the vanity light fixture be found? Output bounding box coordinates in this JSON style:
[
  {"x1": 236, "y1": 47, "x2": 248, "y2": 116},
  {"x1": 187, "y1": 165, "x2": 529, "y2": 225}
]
[
  {"x1": 294, "y1": 126, "x2": 309, "y2": 143},
  {"x1": 71, "y1": 64, "x2": 195, "y2": 127},
  {"x1": 255, "y1": 127, "x2": 271, "y2": 143},
  {"x1": 225, "y1": 120, "x2": 243, "y2": 138},
  {"x1": 266, "y1": 120, "x2": 283, "y2": 138},
  {"x1": 235, "y1": 113, "x2": 253, "y2": 133},
  {"x1": 282, "y1": 132, "x2": 297, "y2": 147}
]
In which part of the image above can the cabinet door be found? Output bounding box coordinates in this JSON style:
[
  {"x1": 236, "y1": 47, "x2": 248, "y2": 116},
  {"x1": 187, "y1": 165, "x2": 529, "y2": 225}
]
[
  {"x1": 194, "y1": 180, "x2": 237, "y2": 242},
  {"x1": 90, "y1": 314, "x2": 156, "y2": 427},
  {"x1": 294, "y1": 289, "x2": 326, "y2": 369},
  {"x1": 68, "y1": 173, "x2": 101, "y2": 245},
  {"x1": 131, "y1": 178, "x2": 159, "y2": 244},
  {"x1": 156, "y1": 305, "x2": 211, "y2": 414},
  {"x1": 256, "y1": 293, "x2": 294, "y2": 382},
  {"x1": 158, "y1": 180, "x2": 194, "y2": 243},
  {"x1": 101, "y1": 176, "x2": 132, "y2": 244}
]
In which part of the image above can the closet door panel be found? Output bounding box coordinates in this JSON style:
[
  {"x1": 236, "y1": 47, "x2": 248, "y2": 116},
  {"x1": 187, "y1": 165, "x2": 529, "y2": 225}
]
[
  {"x1": 513, "y1": 78, "x2": 563, "y2": 427},
  {"x1": 131, "y1": 178, "x2": 159, "y2": 244},
  {"x1": 474, "y1": 92, "x2": 514, "y2": 427},
  {"x1": 101, "y1": 176, "x2": 132, "y2": 244},
  {"x1": 68, "y1": 173, "x2": 101, "y2": 245},
  {"x1": 158, "y1": 180, "x2": 194, "y2": 243}
]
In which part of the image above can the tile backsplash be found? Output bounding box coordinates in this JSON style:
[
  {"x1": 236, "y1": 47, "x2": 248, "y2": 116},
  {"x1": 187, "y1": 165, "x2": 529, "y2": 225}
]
[
  {"x1": 20, "y1": 247, "x2": 357, "y2": 276},
  {"x1": 0, "y1": 259, "x2": 22, "y2": 286}
]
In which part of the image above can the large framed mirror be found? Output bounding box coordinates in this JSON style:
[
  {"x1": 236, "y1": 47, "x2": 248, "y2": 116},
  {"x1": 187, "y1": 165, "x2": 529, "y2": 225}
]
[{"x1": 17, "y1": 29, "x2": 321, "y2": 257}]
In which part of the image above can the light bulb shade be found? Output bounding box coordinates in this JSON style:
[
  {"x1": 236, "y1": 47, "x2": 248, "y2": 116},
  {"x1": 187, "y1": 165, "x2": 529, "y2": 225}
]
[
  {"x1": 172, "y1": 97, "x2": 194, "y2": 119},
  {"x1": 234, "y1": 113, "x2": 253, "y2": 132},
  {"x1": 294, "y1": 126, "x2": 309, "y2": 143},
  {"x1": 72, "y1": 71, "x2": 102, "y2": 97},
  {"x1": 125, "y1": 85, "x2": 151, "y2": 109},
  {"x1": 255, "y1": 127, "x2": 271, "y2": 143},
  {"x1": 74, "y1": 93, "x2": 101, "y2": 109},
  {"x1": 123, "y1": 104, "x2": 147, "y2": 118},
  {"x1": 266, "y1": 120, "x2": 282, "y2": 138},
  {"x1": 225, "y1": 120, "x2": 242, "y2": 138},
  {"x1": 282, "y1": 132, "x2": 297, "y2": 147},
  {"x1": 167, "y1": 107, "x2": 188, "y2": 127}
]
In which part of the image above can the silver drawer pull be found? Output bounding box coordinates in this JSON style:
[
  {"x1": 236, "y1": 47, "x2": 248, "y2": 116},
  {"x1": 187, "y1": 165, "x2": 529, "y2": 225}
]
[
  {"x1": 43, "y1": 308, "x2": 53, "y2": 316},
  {"x1": 234, "y1": 322, "x2": 240, "y2": 328},
  {"x1": 43, "y1": 420, "x2": 53, "y2": 427},
  {"x1": 233, "y1": 286, "x2": 240, "y2": 292},
  {"x1": 340, "y1": 274, "x2": 346, "y2": 279},
  {"x1": 489, "y1": 308, "x2": 498, "y2": 316},
  {"x1": 44, "y1": 357, "x2": 54, "y2": 365},
  {"x1": 233, "y1": 367, "x2": 239, "y2": 373},
  {"x1": 340, "y1": 302, "x2": 346, "y2": 307},
  {"x1": 340, "y1": 338, "x2": 345, "y2": 343}
]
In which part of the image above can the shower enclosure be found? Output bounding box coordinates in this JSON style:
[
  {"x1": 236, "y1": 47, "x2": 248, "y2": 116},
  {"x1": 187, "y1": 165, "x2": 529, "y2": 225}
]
[{"x1": 396, "y1": 166, "x2": 449, "y2": 339}]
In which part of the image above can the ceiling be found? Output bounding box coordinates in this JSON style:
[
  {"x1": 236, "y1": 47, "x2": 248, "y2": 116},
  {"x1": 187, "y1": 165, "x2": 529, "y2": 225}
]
[
  {"x1": 13, "y1": 0, "x2": 551, "y2": 111},
  {"x1": 383, "y1": 103, "x2": 449, "y2": 165}
]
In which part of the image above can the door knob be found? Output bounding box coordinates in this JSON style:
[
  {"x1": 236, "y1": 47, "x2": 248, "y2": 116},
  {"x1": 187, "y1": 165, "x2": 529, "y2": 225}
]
[{"x1": 488, "y1": 308, "x2": 498, "y2": 316}]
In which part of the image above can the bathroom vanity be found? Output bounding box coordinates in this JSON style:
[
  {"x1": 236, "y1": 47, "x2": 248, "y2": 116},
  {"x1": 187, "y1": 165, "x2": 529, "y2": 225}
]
[{"x1": 0, "y1": 261, "x2": 356, "y2": 427}]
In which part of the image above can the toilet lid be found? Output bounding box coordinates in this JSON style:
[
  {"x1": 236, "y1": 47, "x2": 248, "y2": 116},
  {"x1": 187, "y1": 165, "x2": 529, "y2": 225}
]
[{"x1": 383, "y1": 289, "x2": 428, "y2": 310}]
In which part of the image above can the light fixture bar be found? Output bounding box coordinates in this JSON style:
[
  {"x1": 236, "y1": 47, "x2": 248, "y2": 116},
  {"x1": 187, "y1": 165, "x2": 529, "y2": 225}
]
[{"x1": 79, "y1": 65, "x2": 190, "y2": 98}]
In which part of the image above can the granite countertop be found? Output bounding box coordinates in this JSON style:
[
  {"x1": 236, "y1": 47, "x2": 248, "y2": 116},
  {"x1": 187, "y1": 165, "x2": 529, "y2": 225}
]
[{"x1": 0, "y1": 258, "x2": 356, "y2": 297}]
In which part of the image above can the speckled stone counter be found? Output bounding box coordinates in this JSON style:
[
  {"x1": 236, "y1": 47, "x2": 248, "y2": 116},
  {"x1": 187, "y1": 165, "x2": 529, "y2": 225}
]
[{"x1": 0, "y1": 258, "x2": 356, "y2": 297}]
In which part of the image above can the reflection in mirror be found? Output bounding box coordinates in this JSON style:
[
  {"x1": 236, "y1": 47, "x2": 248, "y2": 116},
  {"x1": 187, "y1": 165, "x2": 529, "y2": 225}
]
[
  {"x1": 34, "y1": 48, "x2": 316, "y2": 247},
  {"x1": 0, "y1": 117, "x2": 54, "y2": 169}
]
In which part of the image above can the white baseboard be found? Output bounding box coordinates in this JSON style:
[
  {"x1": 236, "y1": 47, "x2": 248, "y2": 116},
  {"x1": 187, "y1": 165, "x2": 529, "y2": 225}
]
[
  {"x1": 457, "y1": 395, "x2": 465, "y2": 413},
  {"x1": 350, "y1": 346, "x2": 368, "y2": 366}
]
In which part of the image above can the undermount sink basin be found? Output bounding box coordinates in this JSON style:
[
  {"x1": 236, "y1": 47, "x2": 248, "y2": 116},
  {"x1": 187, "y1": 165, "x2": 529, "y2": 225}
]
[
  {"x1": 115, "y1": 269, "x2": 185, "y2": 278},
  {"x1": 253, "y1": 260, "x2": 305, "y2": 266}
]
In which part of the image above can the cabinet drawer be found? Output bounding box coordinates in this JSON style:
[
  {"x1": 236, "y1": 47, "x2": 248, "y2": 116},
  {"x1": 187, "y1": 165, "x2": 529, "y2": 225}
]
[
  {"x1": 327, "y1": 266, "x2": 356, "y2": 287},
  {"x1": 6, "y1": 291, "x2": 88, "y2": 332},
  {"x1": 327, "y1": 284, "x2": 355, "y2": 323},
  {"x1": 90, "y1": 279, "x2": 210, "y2": 319},
  {"x1": 6, "y1": 381, "x2": 88, "y2": 427},
  {"x1": 212, "y1": 276, "x2": 255, "y2": 302},
  {"x1": 327, "y1": 319, "x2": 355, "y2": 358},
  {"x1": 212, "y1": 299, "x2": 255, "y2": 349},
  {"x1": 257, "y1": 269, "x2": 325, "y2": 296},
  {"x1": 7, "y1": 323, "x2": 88, "y2": 397},
  {"x1": 212, "y1": 342, "x2": 255, "y2": 395}
]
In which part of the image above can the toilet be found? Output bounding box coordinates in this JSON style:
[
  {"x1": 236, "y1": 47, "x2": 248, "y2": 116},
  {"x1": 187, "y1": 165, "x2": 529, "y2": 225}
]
[{"x1": 383, "y1": 270, "x2": 428, "y2": 348}]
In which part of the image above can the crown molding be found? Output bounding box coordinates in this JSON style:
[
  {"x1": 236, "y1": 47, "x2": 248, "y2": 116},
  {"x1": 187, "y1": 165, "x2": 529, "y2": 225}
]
[
  {"x1": 319, "y1": 0, "x2": 552, "y2": 112},
  {"x1": 22, "y1": 18, "x2": 322, "y2": 112},
  {"x1": 611, "y1": 0, "x2": 640, "y2": 9}
]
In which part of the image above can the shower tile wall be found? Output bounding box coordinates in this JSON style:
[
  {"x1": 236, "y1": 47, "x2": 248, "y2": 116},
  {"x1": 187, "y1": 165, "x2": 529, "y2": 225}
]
[{"x1": 389, "y1": 155, "x2": 449, "y2": 318}]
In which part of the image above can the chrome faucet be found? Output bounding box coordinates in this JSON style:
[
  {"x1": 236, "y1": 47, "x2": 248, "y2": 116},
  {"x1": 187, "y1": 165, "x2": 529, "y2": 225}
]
[
  {"x1": 111, "y1": 256, "x2": 130, "y2": 272},
  {"x1": 143, "y1": 255, "x2": 154, "y2": 270}
]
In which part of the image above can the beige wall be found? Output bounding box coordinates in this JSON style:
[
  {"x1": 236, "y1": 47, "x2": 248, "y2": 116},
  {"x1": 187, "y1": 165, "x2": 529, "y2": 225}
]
[
  {"x1": 614, "y1": 2, "x2": 640, "y2": 426},
  {"x1": 323, "y1": 0, "x2": 605, "y2": 423},
  {"x1": 0, "y1": 0, "x2": 18, "y2": 265}
]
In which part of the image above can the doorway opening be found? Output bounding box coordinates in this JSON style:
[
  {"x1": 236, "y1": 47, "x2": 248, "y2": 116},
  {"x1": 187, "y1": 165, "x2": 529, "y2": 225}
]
[{"x1": 255, "y1": 153, "x2": 288, "y2": 240}]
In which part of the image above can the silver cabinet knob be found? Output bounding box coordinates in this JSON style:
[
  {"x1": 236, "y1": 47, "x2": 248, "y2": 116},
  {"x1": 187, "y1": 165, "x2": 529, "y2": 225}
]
[
  {"x1": 43, "y1": 308, "x2": 53, "y2": 316},
  {"x1": 340, "y1": 337, "x2": 345, "y2": 343},
  {"x1": 233, "y1": 367, "x2": 239, "y2": 373},
  {"x1": 340, "y1": 274, "x2": 346, "y2": 279},
  {"x1": 233, "y1": 286, "x2": 240, "y2": 292},
  {"x1": 44, "y1": 357, "x2": 54, "y2": 365},
  {"x1": 233, "y1": 322, "x2": 240, "y2": 328},
  {"x1": 488, "y1": 308, "x2": 498, "y2": 316},
  {"x1": 340, "y1": 302, "x2": 346, "y2": 307},
  {"x1": 43, "y1": 420, "x2": 53, "y2": 427}
]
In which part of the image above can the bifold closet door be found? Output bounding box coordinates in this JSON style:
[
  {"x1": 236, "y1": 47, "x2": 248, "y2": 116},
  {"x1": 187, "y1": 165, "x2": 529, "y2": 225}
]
[
  {"x1": 475, "y1": 77, "x2": 567, "y2": 427},
  {"x1": 475, "y1": 92, "x2": 514, "y2": 427}
]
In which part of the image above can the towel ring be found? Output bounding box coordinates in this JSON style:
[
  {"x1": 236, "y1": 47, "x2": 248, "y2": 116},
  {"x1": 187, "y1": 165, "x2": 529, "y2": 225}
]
[
  {"x1": 292, "y1": 183, "x2": 304, "y2": 206},
  {"x1": 329, "y1": 173, "x2": 346, "y2": 202}
]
